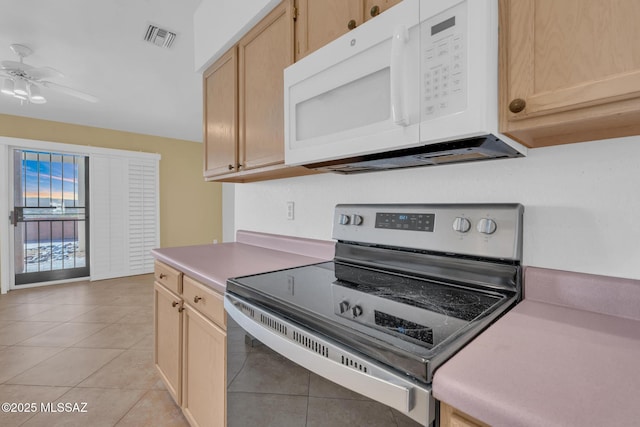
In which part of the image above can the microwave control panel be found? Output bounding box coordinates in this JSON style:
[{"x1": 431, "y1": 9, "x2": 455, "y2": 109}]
[{"x1": 421, "y1": 1, "x2": 467, "y2": 120}]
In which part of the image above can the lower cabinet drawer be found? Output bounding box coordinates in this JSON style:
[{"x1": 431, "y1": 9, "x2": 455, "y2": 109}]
[
  {"x1": 154, "y1": 261, "x2": 182, "y2": 295},
  {"x1": 183, "y1": 276, "x2": 226, "y2": 329}
]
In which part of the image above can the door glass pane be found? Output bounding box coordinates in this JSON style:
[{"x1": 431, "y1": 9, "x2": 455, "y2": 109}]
[{"x1": 13, "y1": 149, "x2": 90, "y2": 285}]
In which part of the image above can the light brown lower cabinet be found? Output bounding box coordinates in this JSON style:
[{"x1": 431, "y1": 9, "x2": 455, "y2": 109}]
[
  {"x1": 154, "y1": 262, "x2": 227, "y2": 427},
  {"x1": 154, "y1": 281, "x2": 183, "y2": 404},
  {"x1": 181, "y1": 293, "x2": 226, "y2": 427},
  {"x1": 439, "y1": 402, "x2": 491, "y2": 427}
]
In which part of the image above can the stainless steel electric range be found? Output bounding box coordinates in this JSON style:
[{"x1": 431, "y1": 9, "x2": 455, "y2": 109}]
[{"x1": 225, "y1": 204, "x2": 523, "y2": 426}]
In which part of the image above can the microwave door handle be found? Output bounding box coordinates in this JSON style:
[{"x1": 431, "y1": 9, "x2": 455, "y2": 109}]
[{"x1": 390, "y1": 25, "x2": 409, "y2": 126}]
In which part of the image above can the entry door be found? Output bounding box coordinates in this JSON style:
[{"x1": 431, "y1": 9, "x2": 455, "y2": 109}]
[{"x1": 11, "y1": 150, "x2": 90, "y2": 285}]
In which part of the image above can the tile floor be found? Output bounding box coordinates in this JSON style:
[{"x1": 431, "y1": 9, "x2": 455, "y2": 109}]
[
  {"x1": 0, "y1": 275, "x2": 424, "y2": 427},
  {"x1": 0, "y1": 274, "x2": 189, "y2": 427}
]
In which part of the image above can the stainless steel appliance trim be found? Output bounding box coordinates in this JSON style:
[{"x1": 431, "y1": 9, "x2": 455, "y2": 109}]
[
  {"x1": 333, "y1": 203, "x2": 524, "y2": 261},
  {"x1": 225, "y1": 293, "x2": 434, "y2": 426}
]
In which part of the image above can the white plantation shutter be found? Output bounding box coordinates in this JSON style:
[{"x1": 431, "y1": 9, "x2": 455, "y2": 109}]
[
  {"x1": 90, "y1": 153, "x2": 160, "y2": 280},
  {"x1": 128, "y1": 159, "x2": 159, "y2": 275}
]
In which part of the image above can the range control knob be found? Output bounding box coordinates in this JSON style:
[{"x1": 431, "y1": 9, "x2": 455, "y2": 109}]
[
  {"x1": 351, "y1": 214, "x2": 363, "y2": 226},
  {"x1": 339, "y1": 301, "x2": 350, "y2": 314},
  {"x1": 338, "y1": 214, "x2": 350, "y2": 225},
  {"x1": 351, "y1": 305, "x2": 363, "y2": 318},
  {"x1": 452, "y1": 217, "x2": 471, "y2": 233},
  {"x1": 477, "y1": 218, "x2": 497, "y2": 235}
]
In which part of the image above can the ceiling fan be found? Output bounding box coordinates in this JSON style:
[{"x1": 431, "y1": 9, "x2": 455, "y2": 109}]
[{"x1": 0, "y1": 44, "x2": 98, "y2": 104}]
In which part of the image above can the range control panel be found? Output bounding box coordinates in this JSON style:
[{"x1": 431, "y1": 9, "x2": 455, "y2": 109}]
[{"x1": 333, "y1": 204, "x2": 523, "y2": 261}]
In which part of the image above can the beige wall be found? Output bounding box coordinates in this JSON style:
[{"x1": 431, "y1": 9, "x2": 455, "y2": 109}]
[{"x1": 0, "y1": 114, "x2": 222, "y2": 248}]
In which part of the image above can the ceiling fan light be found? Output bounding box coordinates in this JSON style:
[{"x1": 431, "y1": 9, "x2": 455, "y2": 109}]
[
  {"x1": 14, "y1": 79, "x2": 29, "y2": 96},
  {"x1": 1, "y1": 79, "x2": 15, "y2": 95},
  {"x1": 28, "y1": 84, "x2": 47, "y2": 104}
]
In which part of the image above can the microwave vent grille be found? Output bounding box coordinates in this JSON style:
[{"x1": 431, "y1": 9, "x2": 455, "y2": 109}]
[{"x1": 304, "y1": 134, "x2": 523, "y2": 174}]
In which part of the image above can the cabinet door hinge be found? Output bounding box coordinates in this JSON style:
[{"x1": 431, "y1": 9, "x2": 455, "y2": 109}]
[{"x1": 293, "y1": 6, "x2": 298, "y2": 21}]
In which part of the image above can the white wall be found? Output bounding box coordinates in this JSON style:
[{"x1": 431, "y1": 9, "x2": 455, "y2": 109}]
[
  {"x1": 231, "y1": 136, "x2": 640, "y2": 280},
  {"x1": 194, "y1": 0, "x2": 280, "y2": 72}
]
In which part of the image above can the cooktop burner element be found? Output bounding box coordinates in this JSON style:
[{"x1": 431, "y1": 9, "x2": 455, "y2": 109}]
[
  {"x1": 334, "y1": 263, "x2": 493, "y2": 318},
  {"x1": 225, "y1": 203, "x2": 524, "y2": 426}
]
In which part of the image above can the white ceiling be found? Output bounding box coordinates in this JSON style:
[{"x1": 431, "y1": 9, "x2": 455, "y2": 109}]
[{"x1": 0, "y1": 0, "x2": 204, "y2": 142}]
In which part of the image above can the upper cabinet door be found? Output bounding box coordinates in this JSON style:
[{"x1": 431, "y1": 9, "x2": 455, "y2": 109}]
[
  {"x1": 295, "y1": 0, "x2": 364, "y2": 60},
  {"x1": 239, "y1": 0, "x2": 294, "y2": 171},
  {"x1": 363, "y1": 0, "x2": 402, "y2": 22},
  {"x1": 500, "y1": 0, "x2": 640, "y2": 147},
  {"x1": 203, "y1": 48, "x2": 238, "y2": 177}
]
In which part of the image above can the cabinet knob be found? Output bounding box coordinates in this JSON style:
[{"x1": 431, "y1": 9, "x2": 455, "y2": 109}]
[
  {"x1": 178, "y1": 307, "x2": 185, "y2": 312},
  {"x1": 194, "y1": 296, "x2": 202, "y2": 303},
  {"x1": 508, "y1": 98, "x2": 526, "y2": 113},
  {"x1": 348, "y1": 19, "x2": 357, "y2": 30},
  {"x1": 228, "y1": 164, "x2": 234, "y2": 170},
  {"x1": 172, "y1": 301, "x2": 179, "y2": 307},
  {"x1": 370, "y1": 5, "x2": 380, "y2": 17},
  {"x1": 159, "y1": 273, "x2": 167, "y2": 279}
]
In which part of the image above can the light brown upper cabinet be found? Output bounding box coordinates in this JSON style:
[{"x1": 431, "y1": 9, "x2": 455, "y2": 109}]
[
  {"x1": 295, "y1": 0, "x2": 363, "y2": 60},
  {"x1": 203, "y1": 0, "x2": 316, "y2": 182},
  {"x1": 500, "y1": 0, "x2": 640, "y2": 148},
  {"x1": 294, "y1": 0, "x2": 401, "y2": 60},
  {"x1": 238, "y1": 0, "x2": 294, "y2": 171},
  {"x1": 203, "y1": 48, "x2": 237, "y2": 178},
  {"x1": 363, "y1": 0, "x2": 402, "y2": 22}
]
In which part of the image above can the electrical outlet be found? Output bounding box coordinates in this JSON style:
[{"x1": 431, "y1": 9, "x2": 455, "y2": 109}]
[{"x1": 286, "y1": 201, "x2": 295, "y2": 220}]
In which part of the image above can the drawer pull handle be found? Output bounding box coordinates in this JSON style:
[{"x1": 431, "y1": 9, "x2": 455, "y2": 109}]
[
  {"x1": 159, "y1": 273, "x2": 167, "y2": 279},
  {"x1": 508, "y1": 98, "x2": 526, "y2": 113},
  {"x1": 172, "y1": 301, "x2": 179, "y2": 307},
  {"x1": 194, "y1": 296, "x2": 202, "y2": 303}
]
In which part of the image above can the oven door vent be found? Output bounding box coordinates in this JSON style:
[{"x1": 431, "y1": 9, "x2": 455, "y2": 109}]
[
  {"x1": 239, "y1": 303, "x2": 255, "y2": 318},
  {"x1": 293, "y1": 331, "x2": 329, "y2": 358},
  {"x1": 341, "y1": 355, "x2": 368, "y2": 373},
  {"x1": 260, "y1": 314, "x2": 288, "y2": 335}
]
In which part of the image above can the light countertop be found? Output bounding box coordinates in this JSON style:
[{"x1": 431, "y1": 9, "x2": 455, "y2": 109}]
[
  {"x1": 151, "y1": 230, "x2": 335, "y2": 294},
  {"x1": 153, "y1": 233, "x2": 640, "y2": 426},
  {"x1": 433, "y1": 267, "x2": 640, "y2": 427}
]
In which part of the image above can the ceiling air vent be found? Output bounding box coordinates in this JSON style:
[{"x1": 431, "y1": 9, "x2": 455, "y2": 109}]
[{"x1": 143, "y1": 24, "x2": 176, "y2": 49}]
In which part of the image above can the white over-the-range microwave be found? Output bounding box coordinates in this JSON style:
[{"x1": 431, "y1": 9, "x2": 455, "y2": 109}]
[{"x1": 284, "y1": 0, "x2": 526, "y2": 173}]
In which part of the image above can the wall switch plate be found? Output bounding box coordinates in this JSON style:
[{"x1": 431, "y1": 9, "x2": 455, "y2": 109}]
[{"x1": 286, "y1": 201, "x2": 295, "y2": 220}]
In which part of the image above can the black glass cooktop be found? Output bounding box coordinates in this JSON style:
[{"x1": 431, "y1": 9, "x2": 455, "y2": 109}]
[
  {"x1": 227, "y1": 261, "x2": 508, "y2": 352},
  {"x1": 333, "y1": 263, "x2": 500, "y2": 322}
]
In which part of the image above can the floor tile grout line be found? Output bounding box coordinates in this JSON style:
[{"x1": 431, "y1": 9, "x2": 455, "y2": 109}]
[
  {"x1": 0, "y1": 346, "x2": 67, "y2": 385},
  {"x1": 0, "y1": 275, "x2": 191, "y2": 427},
  {"x1": 112, "y1": 388, "x2": 153, "y2": 426},
  {"x1": 11, "y1": 321, "x2": 114, "y2": 349},
  {"x1": 2, "y1": 347, "x2": 125, "y2": 388}
]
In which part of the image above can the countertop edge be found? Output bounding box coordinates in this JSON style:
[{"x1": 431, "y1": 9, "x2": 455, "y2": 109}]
[
  {"x1": 236, "y1": 229, "x2": 335, "y2": 259},
  {"x1": 152, "y1": 251, "x2": 227, "y2": 294},
  {"x1": 433, "y1": 267, "x2": 640, "y2": 427},
  {"x1": 151, "y1": 231, "x2": 335, "y2": 294}
]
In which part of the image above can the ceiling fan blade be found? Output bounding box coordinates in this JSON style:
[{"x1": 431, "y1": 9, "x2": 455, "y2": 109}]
[
  {"x1": 28, "y1": 67, "x2": 64, "y2": 80},
  {"x1": 1, "y1": 60, "x2": 32, "y2": 71},
  {"x1": 40, "y1": 81, "x2": 98, "y2": 103}
]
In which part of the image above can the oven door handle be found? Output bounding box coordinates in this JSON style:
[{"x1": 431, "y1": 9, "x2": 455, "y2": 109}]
[{"x1": 225, "y1": 296, "x2": 418, "y2": 414}]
